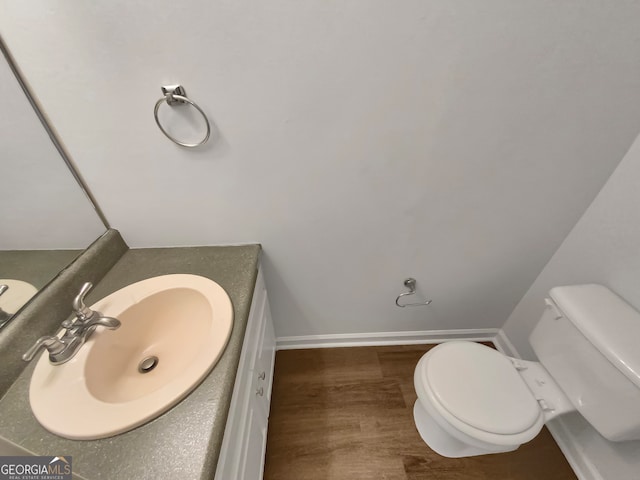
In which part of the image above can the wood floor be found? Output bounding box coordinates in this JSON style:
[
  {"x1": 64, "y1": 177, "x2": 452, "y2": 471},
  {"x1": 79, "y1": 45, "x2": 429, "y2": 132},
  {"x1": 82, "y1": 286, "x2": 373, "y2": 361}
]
[{"x1": 263, "y1": 344, "x2": 577, "y2": 480}]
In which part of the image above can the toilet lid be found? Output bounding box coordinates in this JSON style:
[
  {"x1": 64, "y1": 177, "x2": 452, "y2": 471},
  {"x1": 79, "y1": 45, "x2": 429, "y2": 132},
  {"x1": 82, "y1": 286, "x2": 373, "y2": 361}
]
[{"x1": 425, "y1": 342, "x2": 541, "y2": 435}]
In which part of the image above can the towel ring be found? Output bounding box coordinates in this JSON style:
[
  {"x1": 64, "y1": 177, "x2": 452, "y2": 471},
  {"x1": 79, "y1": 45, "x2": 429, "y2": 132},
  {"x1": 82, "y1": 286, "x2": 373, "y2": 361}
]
[{"x1": 154, "y1": 85, "x2": 211, "y2": 148}]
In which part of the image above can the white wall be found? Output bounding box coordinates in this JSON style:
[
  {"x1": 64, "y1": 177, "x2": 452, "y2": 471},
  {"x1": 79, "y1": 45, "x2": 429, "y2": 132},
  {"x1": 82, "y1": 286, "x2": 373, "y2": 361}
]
[
  {"x1": 2, "y1": 1, "x2": 640, "y2": 337},
  {"x1": 0, "y1": 47, "x2": 105, "y2": 249},
  {"x1": 503, "y1": 132, "x2": 640, "y2": 479}
]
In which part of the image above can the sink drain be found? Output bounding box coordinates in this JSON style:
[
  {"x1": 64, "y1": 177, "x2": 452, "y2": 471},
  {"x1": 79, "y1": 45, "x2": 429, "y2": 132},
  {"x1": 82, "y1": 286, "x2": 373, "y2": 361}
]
[{"x1": 138, "y1": 356, "x2": 159, "y2": 374}]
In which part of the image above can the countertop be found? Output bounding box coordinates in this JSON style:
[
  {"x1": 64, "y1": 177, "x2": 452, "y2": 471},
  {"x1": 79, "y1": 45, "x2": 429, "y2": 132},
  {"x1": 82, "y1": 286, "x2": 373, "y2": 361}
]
[{"x1": 0, "y1": 244, "x2": 261, "y2": 480}]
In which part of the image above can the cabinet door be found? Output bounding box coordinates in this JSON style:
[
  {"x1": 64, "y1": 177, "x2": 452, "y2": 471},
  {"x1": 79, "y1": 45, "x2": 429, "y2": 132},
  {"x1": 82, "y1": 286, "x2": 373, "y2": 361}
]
[{"x1": 238, "y1": 396, "x2": 268, "y2": 480}]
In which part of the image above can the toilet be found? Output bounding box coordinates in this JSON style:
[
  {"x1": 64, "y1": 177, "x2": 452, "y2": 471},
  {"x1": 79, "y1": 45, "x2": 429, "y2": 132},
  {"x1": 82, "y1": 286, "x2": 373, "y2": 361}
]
[{"x1": 413, "y1": 284, "x2": 640, "y2": 458}]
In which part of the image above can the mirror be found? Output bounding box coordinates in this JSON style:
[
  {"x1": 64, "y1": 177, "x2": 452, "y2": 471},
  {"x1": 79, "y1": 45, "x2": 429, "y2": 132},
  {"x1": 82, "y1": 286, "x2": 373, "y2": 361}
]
[{"x1": 0, "y1": 39, "x2": 107, "y2": 326}]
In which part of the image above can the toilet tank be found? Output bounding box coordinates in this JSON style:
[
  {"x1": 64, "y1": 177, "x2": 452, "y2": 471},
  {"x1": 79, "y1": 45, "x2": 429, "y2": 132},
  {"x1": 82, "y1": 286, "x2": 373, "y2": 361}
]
[{"x1": 530, "y1": 284, "x2": 640, "y2": 442}]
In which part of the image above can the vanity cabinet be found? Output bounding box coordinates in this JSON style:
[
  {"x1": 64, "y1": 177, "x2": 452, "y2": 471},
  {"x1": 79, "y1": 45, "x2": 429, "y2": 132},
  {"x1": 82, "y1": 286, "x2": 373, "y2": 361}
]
[{"x1": 215, "y1": 268, "x2": 276, "y2": 480}]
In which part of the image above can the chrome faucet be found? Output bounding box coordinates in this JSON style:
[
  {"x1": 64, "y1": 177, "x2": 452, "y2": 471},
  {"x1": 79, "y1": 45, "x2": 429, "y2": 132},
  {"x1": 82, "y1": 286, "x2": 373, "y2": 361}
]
[{"x1": 22, "y1": 282, "x2": 121, "y2": 365}]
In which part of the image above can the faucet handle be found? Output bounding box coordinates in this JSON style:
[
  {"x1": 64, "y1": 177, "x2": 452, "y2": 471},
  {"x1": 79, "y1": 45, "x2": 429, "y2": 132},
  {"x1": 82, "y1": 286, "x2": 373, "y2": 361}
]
[
  {"x1": 0, "y1": 285, "x2": 8, "y2": 297},
  {"x1": 22, "y1": 336, "x2": 66, "y2": 362},
  {"x1": 72, "y1": 282, "x2": 95, "y2": 321}
]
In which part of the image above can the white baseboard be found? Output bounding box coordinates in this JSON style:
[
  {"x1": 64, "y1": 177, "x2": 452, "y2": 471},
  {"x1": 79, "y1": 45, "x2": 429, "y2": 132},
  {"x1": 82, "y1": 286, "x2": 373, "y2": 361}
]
[
  {"x1": 492, "y1": 328, "x2": 520, "y2": 357},
  {"x1": 276, "y1": 328, "x2": 499, "y2": 350},
  {"x1": 494, "y1": 328, "x2": 602, "y2": 480}
]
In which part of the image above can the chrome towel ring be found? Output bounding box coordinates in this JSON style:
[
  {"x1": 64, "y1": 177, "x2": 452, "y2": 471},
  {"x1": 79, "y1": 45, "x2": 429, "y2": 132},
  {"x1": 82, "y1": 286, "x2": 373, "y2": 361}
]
[{"x1": 154, "y1": 85, "x2": 211, "y2": 148}]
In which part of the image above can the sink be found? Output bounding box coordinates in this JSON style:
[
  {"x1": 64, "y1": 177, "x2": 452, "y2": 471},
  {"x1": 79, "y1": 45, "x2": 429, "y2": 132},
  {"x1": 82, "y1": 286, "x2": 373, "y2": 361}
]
[{"x1": 28, "y1": 274, "x2": 234, "y2": 440}]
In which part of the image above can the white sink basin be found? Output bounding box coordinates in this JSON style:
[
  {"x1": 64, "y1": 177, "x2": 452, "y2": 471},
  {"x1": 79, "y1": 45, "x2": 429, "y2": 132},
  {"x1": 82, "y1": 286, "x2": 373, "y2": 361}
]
[{"x1": 28, "y1": 274, "x2": 234, "y2": 440}]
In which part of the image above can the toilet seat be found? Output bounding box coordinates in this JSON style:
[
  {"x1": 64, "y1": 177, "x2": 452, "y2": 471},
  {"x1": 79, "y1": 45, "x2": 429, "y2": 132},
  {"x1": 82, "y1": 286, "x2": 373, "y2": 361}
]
[{"x1": 414, "y1": 342, "x2": 545, "y2": 447}]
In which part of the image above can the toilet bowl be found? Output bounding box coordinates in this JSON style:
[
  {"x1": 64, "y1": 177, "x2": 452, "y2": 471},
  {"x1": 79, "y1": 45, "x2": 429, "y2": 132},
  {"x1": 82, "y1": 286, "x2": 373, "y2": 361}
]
[
  {"x1": 412, "y1": 285, "x2": 640, "y2": 458},
  {"x1": 413, "y1": 341, "x2": 568, "y2": 458}
]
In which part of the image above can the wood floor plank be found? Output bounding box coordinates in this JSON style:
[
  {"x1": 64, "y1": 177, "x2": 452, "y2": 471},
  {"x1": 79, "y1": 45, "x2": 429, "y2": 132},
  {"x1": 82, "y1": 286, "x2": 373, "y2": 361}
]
[
  {"x1": 272, "y1": 378, "x2": 406, "y2": 412},
  {"x1": 264, "y1": 344, "x2": 577, "y2": 480},
  {"x1": 273, "y1": 348, "x2": 384, "y2": 386},
  {"x1": 265, "y1": 448, "x2": 408, "y2": 480},
  {"x1": 267, "y1": 410, "x2": 363, "y2": 458}
]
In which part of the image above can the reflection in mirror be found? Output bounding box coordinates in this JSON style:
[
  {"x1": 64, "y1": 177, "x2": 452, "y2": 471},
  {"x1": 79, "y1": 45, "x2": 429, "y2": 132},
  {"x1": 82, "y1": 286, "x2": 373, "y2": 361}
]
[{"x1": 0, "y1": 39, "x2": 107, "y2": 327}]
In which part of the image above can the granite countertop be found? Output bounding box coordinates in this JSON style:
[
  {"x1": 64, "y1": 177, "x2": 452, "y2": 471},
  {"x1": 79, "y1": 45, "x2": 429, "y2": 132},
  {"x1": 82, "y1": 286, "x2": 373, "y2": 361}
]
[{"x1": 0, "y1": 244, "x2": 261, "y2": 480}]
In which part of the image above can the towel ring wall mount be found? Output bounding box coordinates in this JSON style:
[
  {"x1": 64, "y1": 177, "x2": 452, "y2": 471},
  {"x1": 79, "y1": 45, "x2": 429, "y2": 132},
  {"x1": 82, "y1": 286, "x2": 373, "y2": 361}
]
[{"x1": 154, "y1": 85, "x2": 211, "y2": 148}]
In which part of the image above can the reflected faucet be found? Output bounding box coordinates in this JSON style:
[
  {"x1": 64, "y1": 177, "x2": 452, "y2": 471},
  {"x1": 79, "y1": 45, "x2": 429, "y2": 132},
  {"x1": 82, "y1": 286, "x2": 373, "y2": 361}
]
[{"x1": 22, "y1": 282, "x2": 121, "y2": 365}]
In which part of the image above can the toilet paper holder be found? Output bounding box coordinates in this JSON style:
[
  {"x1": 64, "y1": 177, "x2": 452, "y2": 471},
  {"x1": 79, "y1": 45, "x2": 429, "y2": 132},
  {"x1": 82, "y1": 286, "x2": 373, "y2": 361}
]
[{"x1": 395, "y1": 278, "x2": 432, "y2": 308}]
